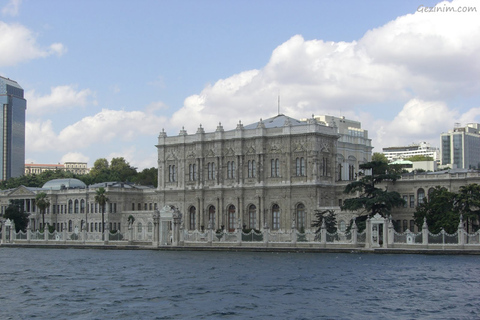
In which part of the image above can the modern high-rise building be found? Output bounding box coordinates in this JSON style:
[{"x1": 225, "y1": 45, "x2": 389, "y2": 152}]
[
  {"x1": 441, "y1": 123, "x2": 480, "y2": 169},
  {"x1": 0, "y1": 76, "x2": 26, "y2": 180}
]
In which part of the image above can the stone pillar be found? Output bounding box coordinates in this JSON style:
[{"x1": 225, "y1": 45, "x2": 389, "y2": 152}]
[
  {"x1": 263, "y1": 224, "x2": 269, "y2": 246},
  {"x1": 365, "y1": 217, "x2": 371, "y2": 249},
  {"x1": 63, "y1": 227, "x2": 67, "y2": 243},
  {"x1": 351, "y1": 220, "x2": 357, "y2": 246},
  {"x1": 0, "y1": 219, "x2": 4, "y2": 244},
  {"x1": 207, "y1": 219, "x2": 213, "y2": 246},
  {"x1": 153, "y1": 210, "x2": 160, "y2": 247},
  {"x1": 236, "y1": 219, "x2": 242, "y2": 245},
  {"x1": 383, "y1": 218, "x2": 388, "y2": 249},
  {"x1": 44, "y1": 225, "x2": 48, "y2": 242},
  {"x1": 27, "y1": 225, "x2": 31, "y2": 243},
  {"x1": 320, "y1": 219, "x2": 326, "y2": 247},
  {"x1": 291, "y1": 219, "x2": 297, "y2": 245},
  {"x1": 104, "y1": 223, "x2": 109, "y2": 245},
  {"x1": 388, "y1": 219, "x2": 394, "y2": 247},
  {"x1": 10, "y1": 221, "x2": 15, "y2": 243},
  {"x1": 422, "y1": 217, "x2": 428, "y2": 246},
  {"x1": 128, "y1": 223, "x2": 134, "y2": 245},
  {"x1": 458, "y1": 215, "x2": 464, "y2": 248}
]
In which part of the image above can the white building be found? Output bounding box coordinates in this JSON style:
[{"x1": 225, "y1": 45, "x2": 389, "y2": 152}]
[{"x1": 382, "y1": 142, "x2": 440, "y2": 162}]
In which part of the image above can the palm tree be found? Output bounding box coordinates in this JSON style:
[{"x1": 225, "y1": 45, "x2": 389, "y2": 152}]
[
  {"x1": 35, "y1": 192, "x2": 50, "y2": 231},
  {"x1": 94, "y1": 187, "x2": 109, "y2": 240}
]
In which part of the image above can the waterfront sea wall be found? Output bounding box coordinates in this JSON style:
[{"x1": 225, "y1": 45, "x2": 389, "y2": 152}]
[{"x1": 2, "y1": 213, "x2": 480, "y2": 254}]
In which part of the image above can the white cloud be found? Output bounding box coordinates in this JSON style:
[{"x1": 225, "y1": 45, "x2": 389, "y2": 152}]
[
  {"x1": 2, "y1": 0, "x2": 21, "y2": 16},
  {"x1": 60, "y1": 152, "x2": 89, "y2": 165},
  {"x1": 0, "y1": 21, "x2": 66, "y2": 67},
  {"x1": 27, "y1": 109, "x2": 169, "y2": 153},
  {"x1": 170, "y1": 0, "x2": 480, "y2": 142},
  {"x1": 372, "y1": 99, "x2": 480, "y2": 150},
  {"x1": 26, "y1": 85, "x2": 95, "y2": 115}
]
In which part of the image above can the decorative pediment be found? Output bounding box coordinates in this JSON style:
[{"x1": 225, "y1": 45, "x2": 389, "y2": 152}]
[
  {"x1": 320, "y1": 142, "x2": 330, "y2": 152},
  {"x1": 205, "y1": 149, "x2": 216, "y2": 158},
  {"x1": 246, "y1": 146, "x2": 256, "y2": 155},
  {"x1": 293, "y1": 143, "x2": 306, "y2": 152},
  {"x1": 269, "y1": 144, "x2": 282, "y2": 153},
  {"x1": 187, "y1": 151, "x2": 196, "y2": 159},
  {"x1": 8, "y1": 186, "x2": 36, "y2": 197},
  {"x1": 166, "y1": 152, "x2": 177, "y2": 161},
  {"x1": 225, "y1": 147, "x2": 235, "y2": 157}
]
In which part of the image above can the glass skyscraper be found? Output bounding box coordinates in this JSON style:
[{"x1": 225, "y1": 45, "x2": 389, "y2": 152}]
[{"x1": 0, "y1": 76, "x2": 26, "y2": 180}]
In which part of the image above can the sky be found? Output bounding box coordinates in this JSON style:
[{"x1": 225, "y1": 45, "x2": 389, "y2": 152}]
[{"x1": 0, "y1": 0, "x2": 479, "y2": 170}]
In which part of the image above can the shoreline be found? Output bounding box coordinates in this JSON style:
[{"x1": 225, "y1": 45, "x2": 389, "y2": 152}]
[{"x1": 2, "y1": 243, "x2": 480, "y2": 255}]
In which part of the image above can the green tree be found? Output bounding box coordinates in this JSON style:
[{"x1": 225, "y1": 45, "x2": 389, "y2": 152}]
[
  {"x1": 454, "y1": 183, "x2": 480, "y2": 232},
  {"x1": 95, "y1": 187, "x2": 109, "y2": 240},
  {"x1": 342, "y1": 161, "x2": 405, "y2": 218},
  {"x1": 372, "y1": 152, "x2": 388, "y2": 163},
  {"x1": 35, "y1": 192, "x2": 50, "y2": 230},
  {"x1": 133, "y1": 167, "x2": 158, "y2": 187},
  {"x1": 311, "y1": 209, "x2": 337, "y2": 233},
  {"x1": 414, "y1": 186, "x2": 458, "y2": 234},
  {"x1": 3, "y1": 204, "x2": 29, "y2": 232},
  {"x1": 110, "y1": 157, "x2": 137, "y2": 181}
]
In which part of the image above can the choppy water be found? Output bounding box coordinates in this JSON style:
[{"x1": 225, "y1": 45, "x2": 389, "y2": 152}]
[{"x1": 0, "y1": 248, "x2": 479, "y2": 319}]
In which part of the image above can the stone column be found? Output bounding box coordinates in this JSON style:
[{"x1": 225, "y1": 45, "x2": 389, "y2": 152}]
[
  {"x1": 153, "y1": 210, "x2": 160, "y2": 247},
  {"x1": 382, "y1": 218, "x2": 388, "y2": 249},
  {"x1": 44, "y1": 225, "x2": 48, "y2": 242},
  {"x1": 1, "y1": 219, "x2": 5, "y2": 244},
  {"x1": 320, "y1": 220, "x2": 326, "y2": 247},
  {"x1": 27, "y1": 225, "x2": 31, "y2": 243},
  {"x1": 236, "y1": 218, "x2": 242, "y2": 245},
  {"x1": 263, "y1": 224, "x2": 269, "y2": 246},
  {"x1": 291, "y1": 219, "x2": 297, "y2": 245},
  {"x1": 365, "y1": 217, "x2": 371, "y2": 249},
  {"x1": 422, "y1": 217, "x2": 428, "y2": 246},
  {"x1": 387, "y1": 219, "x2": 394, "y2": 247},
  {"x1": 458, "y1": 215, "x2": 464, "y2": 248},
  {"x1": 351, "y1": 220, "x2": 357, "y2": 246}
]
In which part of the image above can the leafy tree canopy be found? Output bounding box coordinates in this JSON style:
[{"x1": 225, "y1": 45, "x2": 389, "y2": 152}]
[
  {"x1": 372, "y1": 152, "x2": 388, "y2": 163},
  {"x1": 342, "y1": 161, "x2": 405, "y2": 218},
  {"x1": 3, "y1": 203, "x2": 29, "y2": 232},
  {"x1": 414, "y1": 186, "x2": 458, "y2": 234},
  {"x1": 311, "y1": 209, "x2": 337, "y2": 233}
]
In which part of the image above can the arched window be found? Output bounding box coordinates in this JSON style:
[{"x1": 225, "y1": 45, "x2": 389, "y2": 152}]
[
  {"x1": 248, "y1": 204, "x2": 256, "y2": 229},
  {"x1": 208, "y1": 206, "x2": 216, "y2": 228},
  {"x1": 68, "y1": 200, "x2": 73, "y2": 214},
  {"x1": 228, "y1": 205, "x2": 236, "y2": 232},
  {"x1": 189, "y1": 206, "x2": 196, "y2": 230},
  {"x1": 147, "y1": 222, "x2": 153, "y2": 233},
  {"x1": 248, "y1": 160, "x2": 256, "y2": 178},
  {"x1": 272, "y1": 204, "x2": 280, "y2": 230},
  {"x1": 227, "y1": 161, "x2": 236, "y2": 179},
  {"x1": 296, "y1": 203, "x2": 305, "y2": 229},
  {"x1": 271, "y1": 159, "x2": 280, "y2": 177},
  {"x1": 339, "y1": 220, "x2": 346, "y2": 232},
  {"x1": 417, "y1": 188, "x2": 425, "y2": 205},
  {"x1": 68, "y1": 220, "x2": 73, "y2": 232},
  {"x1": 189, "y1": 164, "x2": 196, "y2": 181},
  {"x1": 80, "y1": 199, "x2": 85, "y2": 213},
  {"x1": 207, "y1": 162, "x2": 216, "y2": 180},
  {"x1": 74, "y1": 200, "x2": 79, "y2": 214},
  {"x1": 137, "y1": 222, "x2": 143, "y2": 233},
  {"x1": 169, "y1": 165, "x2": 176, "y2": 182},
  {"x1": 296, "y1": 158, "x2": 305, "y2": 176}
]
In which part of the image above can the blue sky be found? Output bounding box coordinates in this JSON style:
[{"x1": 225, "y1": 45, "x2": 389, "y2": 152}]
[{"x1": 1, "y1": 0, "x2": 479, "y2": 170}]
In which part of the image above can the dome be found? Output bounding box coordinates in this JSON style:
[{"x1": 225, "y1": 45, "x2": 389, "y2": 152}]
[{"x1": 42, "y1": 178, "x2": 87, "y2": 190}]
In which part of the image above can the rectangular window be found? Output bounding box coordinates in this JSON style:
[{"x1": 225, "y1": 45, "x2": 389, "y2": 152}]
[
  {"x1": 410, "y1": 195, "x2": 415, "y2": 208},
  {"x1": 403, "y1": 195, "x2": 408, "y2": 208}
]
